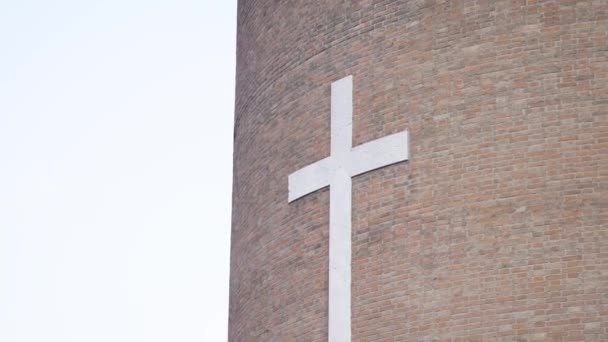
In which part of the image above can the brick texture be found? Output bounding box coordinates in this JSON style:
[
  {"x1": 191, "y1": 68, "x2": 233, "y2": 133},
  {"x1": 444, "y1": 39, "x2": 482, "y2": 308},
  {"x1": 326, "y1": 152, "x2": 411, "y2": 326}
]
[{"x1": 230, "y1": 0, "x2": 608, "y2": 340}]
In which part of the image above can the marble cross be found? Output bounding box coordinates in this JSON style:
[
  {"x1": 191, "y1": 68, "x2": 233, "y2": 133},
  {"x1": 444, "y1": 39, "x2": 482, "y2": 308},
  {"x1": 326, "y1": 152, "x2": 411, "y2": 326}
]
[{"x1": 288, "y1": 75, "x2": 409, "y2": 341}]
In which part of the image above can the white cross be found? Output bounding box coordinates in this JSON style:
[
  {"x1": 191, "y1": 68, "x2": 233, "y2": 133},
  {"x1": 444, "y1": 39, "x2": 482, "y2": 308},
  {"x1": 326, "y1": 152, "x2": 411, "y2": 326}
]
[{"x1": 288, "y1": 75, "x2": 409, "y2": 341}]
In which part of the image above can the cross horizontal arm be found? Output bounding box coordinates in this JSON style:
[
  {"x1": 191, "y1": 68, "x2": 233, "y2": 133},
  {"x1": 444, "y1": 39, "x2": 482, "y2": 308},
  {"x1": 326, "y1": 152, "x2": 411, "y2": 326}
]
[
  {"x1": 288, "y1": 156, "x2": 333, "y2": 202},
  {"x1": 349, "y1": 131, "x2": 409, "y2": 177}
]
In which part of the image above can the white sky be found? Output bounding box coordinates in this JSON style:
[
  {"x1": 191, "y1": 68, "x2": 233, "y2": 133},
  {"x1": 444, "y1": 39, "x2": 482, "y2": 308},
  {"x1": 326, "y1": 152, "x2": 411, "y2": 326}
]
[{"x1": 0, "y1": 1, "x2": 236, "y2": 341}]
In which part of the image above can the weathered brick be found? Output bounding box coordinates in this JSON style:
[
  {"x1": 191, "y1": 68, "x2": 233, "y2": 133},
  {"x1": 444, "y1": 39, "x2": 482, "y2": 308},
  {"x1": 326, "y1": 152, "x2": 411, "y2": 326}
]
[{"x1": 230, "y1": 0, "x2": 608, "y2": 340}]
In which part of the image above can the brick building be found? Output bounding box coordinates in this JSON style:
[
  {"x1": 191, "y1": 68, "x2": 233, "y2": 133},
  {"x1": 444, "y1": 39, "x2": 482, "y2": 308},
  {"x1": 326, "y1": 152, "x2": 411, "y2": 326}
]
[{"x1": 229, "y1": 1, "x2": 607, "y2": 340}]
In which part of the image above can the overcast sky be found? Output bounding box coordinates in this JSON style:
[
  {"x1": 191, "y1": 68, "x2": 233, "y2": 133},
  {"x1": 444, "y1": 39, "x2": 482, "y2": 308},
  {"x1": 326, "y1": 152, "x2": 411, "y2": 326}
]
[{"x1": 0, "y1": 1, "x2": 236, "y2": 341}]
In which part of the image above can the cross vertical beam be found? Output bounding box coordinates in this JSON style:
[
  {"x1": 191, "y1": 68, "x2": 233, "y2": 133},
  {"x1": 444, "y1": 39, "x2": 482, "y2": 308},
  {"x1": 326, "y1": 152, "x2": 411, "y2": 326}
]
[
  {"x1": 328, "y1": 76, "x2": 353, "y2": 342},
  {"x1": 288, "y1": 75, "x2": 409, "y2": 342}
]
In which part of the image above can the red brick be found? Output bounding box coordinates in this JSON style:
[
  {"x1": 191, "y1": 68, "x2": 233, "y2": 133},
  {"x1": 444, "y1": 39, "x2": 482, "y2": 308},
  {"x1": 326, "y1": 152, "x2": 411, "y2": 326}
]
[{"x1": 230, "y1": 0, "x2": 608, "y2": 340}]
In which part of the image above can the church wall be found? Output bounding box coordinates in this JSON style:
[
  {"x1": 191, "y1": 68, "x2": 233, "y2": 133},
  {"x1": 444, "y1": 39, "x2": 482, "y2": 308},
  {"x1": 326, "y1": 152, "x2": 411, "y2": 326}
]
[{"x1": 230, "y1": 0, "x2": 608, "y2": 340}]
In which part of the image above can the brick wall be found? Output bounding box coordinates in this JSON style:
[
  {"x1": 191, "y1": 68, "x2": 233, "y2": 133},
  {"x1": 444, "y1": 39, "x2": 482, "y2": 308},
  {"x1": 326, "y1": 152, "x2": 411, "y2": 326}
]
[{"x1": 230, "y1": 0, "x2": 608, "y2": 340}]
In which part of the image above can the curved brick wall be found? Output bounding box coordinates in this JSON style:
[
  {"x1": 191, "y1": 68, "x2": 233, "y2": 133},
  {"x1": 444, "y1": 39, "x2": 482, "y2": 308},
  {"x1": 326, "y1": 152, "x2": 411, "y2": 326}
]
[{"x1": 230, "y1": 1, "x2": 608, "y2": 340}]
